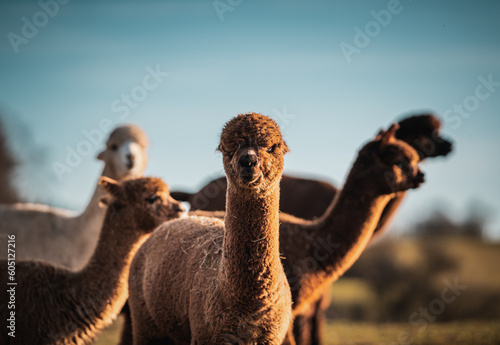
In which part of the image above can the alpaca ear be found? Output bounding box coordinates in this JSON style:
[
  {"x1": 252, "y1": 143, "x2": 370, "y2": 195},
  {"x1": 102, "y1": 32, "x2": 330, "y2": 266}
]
[
  {"x1": 374, "y1": 129, "x2": 385, "y2": 141},
  {"x1": 97, "y1": 150, "x2": 106, "y2": 161},
  {"x1": 282, "y1": 141, "x2": 290, "y2": 154},
  {"x1": 380, "y1": 124, "x2": 400, "y2": 148},
  {"x1": 99, "y1": 176, "x2": 126, "y2": 200}
]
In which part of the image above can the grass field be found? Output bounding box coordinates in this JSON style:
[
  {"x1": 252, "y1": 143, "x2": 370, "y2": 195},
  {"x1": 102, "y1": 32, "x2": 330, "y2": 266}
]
[
  {"x1": 324, "y1": 320, "x2": 500, "y2": 345},
  {"x1": 94, "y1": 317, "x2": 500, "y2": 345}
]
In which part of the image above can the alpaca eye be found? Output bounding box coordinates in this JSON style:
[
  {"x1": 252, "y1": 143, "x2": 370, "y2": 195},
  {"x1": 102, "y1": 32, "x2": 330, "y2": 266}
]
[
  {"x1": 110, "y1": 144, "x2": 118, "y2": 151},
  {"x1": 267, "y1": 144, "x2": 277, "y2": 154},
  {"x1": 146, "y1": 195, "x2": 161, "y2": 204}
]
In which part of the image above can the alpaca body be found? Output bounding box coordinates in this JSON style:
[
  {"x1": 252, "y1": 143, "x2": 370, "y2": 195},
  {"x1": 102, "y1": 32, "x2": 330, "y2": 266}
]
[
  {"x1": 0, "y1": 236, "x2": 144, "y2": 345},
  {"x1": 0, "y1": 177, "x2": 183, "y2": 345},
  {"x1": 0, "y1": 183, "x2": 105, "y2": 268},
  {"x1": 127, "y1": 113, "x2": 293, "y2": 345},
  {"x1": 129, "y1": 216, "x2": 292, "y2": 344},
  {"x1": 0, "y1": 125, "x2": 149, "y2": 269}
]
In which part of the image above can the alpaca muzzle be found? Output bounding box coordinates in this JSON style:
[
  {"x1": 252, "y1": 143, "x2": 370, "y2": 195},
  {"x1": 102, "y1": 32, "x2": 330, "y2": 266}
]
[
  {"x1": 171, "y1": 200, "x2": 186, "y2": 215},
  {"x1": 436, "y1": 139, "x2": 453, "y2": 157},
  {"x1": 119, "y1": 140, "x2": 144, "y2": 176},
  {"x1": 238, "y1": 149, "x2": 261, "y2": 184},
  {"x1": 412, "y1": 169, "x2": 425, "y2": 189}
]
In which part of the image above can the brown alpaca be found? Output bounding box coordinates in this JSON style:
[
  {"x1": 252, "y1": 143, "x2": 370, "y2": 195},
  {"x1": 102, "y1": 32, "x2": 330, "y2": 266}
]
[
  {"x1": 0, "y1": 177, "x2": 184, "y2": 345},
  {"x1": 294, "y1": 114, "x2": 452, "y2": 345},
  {"x1": 276, "y1": 125, "x2": 424, "y2": 345},
  {"x1": 0, "y1": 124, "x2": 150, "y2": 269},
  {"x1": 126, "y1": 113, "x2": 294, "y2": 345}
]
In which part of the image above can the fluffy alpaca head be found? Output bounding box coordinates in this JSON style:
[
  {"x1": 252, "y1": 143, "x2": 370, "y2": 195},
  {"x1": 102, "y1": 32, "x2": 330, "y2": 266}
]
[
  {"x1": 353, "y1": 124, "x2": 425, "y2": 195},
  {"x1": 396, "y1": 114, "x2": 453, "y2": 160},
  {"x1": 219, "y1": 112, "x2": 289, "y2": 192},
  {"x1": 97, "y1": 124, "x2": 149, "y2": 180},
  {"x1": 99, "y1": 176, "x2": 185, "y2": 231}
]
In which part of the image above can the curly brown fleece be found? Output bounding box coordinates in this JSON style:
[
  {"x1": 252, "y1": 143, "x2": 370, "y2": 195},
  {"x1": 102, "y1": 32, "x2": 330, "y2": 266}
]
[
  {"x1": 0, "y1": 177, "x2": 183, "y2": 345},
  {"x1": 126, "y1": 113, "x2": 294, "y2": 345}
]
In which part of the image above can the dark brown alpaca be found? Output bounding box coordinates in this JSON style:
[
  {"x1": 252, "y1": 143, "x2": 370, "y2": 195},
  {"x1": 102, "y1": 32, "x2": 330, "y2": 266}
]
[
  {"x1": 293, "y1": 114, "x2": 452, "y2": 345},
  {"x1": 371, "y1": 114, "x2": 452, "y2": 238},
  {"x1": 0, "y1": 177, "x2": 184, "y2": 345},
  {"x1": 126, "y1": 113, "x2": 294, "y2": 345},
  {"x1": 280, "y1": 124, "x2": 425, "y2": 345}
]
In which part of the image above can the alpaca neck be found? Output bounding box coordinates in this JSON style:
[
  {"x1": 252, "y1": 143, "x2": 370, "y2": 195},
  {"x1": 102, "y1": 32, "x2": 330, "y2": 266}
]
[
  {"x1": 313, "y1": 178, "x2": 392, "y2": 281},
  {"x1": 74, "y1": 179, "x2": 106, "y2": 225},
  {"x1": 222, "y1": 180, "x2": 283, "y2": 302},
  {"x1": 75, "y1": 208, "x2": 147, "y2": 318},
  {"x1": 74, "y1": 165, "x2": 113, "y2": 229},
  {"x1": 71, "y1": 166, "x2": 111, "y2": 268}
]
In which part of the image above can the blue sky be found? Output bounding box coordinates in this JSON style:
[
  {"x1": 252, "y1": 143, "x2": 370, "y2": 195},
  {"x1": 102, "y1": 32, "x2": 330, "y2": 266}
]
[{"x1": 1, "y1": 0, "x2": 499, "y2": 238}]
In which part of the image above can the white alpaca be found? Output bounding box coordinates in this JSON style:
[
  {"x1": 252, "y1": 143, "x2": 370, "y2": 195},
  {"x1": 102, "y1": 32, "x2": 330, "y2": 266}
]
[{"x1": 0, "y1": 124, "x2": 149, "y2": 269}]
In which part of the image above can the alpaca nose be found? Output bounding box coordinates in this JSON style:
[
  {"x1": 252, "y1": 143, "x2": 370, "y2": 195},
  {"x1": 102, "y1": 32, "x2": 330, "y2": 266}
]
[
  {"x1": 239, "y1": 151, "x2": 259, "y2": 168},
  {"x1": 440, "y1": 140, "x2": 453, "y2": 155},
  {"x1": 414, "y1": 169, "x2": 425, "y2": 187},
  {"x1": 126, "y1": 153, "x2": 135, "y2": 168},
  {"x1": 172, "y1": 202, "x2": 185, "y2": 213}
]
